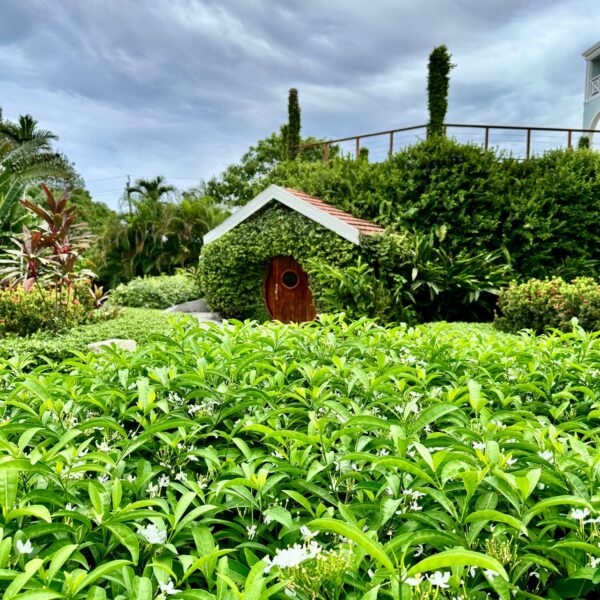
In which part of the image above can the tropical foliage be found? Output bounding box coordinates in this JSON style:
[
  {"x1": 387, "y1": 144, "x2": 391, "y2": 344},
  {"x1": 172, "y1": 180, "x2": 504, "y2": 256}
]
[
  {"x1": 238, "y1": 138, "x2": 599, "y2": 281},
  {"x1": 0, "y1": 185, "x2": 99, "y2": 334},
  {"x1": 0, "y1": 114, "x2": 79, "y2": 241},
  {"x1": 95, "y1": 177, "x2": 229, "y2": 287},
  {"x1": 310, "y1": 228, "x2": 512, "y2": 324},
  {"x1": 0, "y1": 316, "x2": 598, "y2": 598}
]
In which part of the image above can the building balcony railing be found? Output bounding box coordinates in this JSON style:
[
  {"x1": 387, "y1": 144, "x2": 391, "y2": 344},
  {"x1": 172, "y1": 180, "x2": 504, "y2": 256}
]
[{"x1": 590, "y1": 74, "x2": 600, "y2": 99}]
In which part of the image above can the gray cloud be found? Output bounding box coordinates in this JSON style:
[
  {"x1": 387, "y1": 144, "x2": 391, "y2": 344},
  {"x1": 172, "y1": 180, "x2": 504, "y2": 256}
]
[{"x1": 1, "y1": 0, "x2": 598, "y2": 205}]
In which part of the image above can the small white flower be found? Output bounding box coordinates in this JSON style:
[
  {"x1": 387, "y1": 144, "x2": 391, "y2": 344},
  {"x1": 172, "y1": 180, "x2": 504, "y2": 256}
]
[
  {"x1": 538, "y1": 450, "x2": 553, "y2": 461},
  {"x1": 405, "y1": 574, "x2": 422, "y2": 586},
  {"x1": 16, "y1": 539, "x2": 33, "y2": 555},
  {"x1": 505, "y1": 456, "x2": 517, "y2": 466},
  {"x1": 469, "y1": 566, "x2": 477, "y2": 577},
  {"x1": 571, "y1": 508, "x2": 591, "y2": 521},
  {"x1": 96, "y1": 441, "x2": 112, "y2": 452},
  {"x1": 126, "y1": 474, "x2": 136, "y2": 482},
  {"x1": 174, "y1": 471, "x2": 187, "y2": 482},
  {"x1": 472, "y1": 441, "x2": 486, "y2": 451},
  {"x1": 428, "y1": 570, "x2": 451, "y2": 588},
  {"x1": 377, "y1": 448, "x2": 390, "y2": 457},
  {"x1": 590, "y1": 557, "x2": 600, "y2": 568},
  {"x1": 300, "y1": 525, "x2": 319, "y2": 539},
  {"x1": 97, "y1": 475, "x2": 109, "y2": 484},
  {"x1": 139, "y1": 523, "x2": 167, "y2": 544},
  {"x1": 484, "y1": 569, "x2": 499, "y2": 580},
  {"x1": 413, "y1": 544, "x2": 424, "y2": 557},
  {"x1": 159, "y1": 580, "x2": 180, "y2": 595},
  {"x1": 247, "y1": 524, "x2": 257, "y2": 539},
  {"x1": 158, "y1": 474, "x2": 170, "y2": 488}
]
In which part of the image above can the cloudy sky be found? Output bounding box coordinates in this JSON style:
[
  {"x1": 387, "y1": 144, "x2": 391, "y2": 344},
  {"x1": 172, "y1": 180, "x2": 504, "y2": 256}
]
[{"x1": 1, "y1": 0, "x2": 599, "y2": 207}]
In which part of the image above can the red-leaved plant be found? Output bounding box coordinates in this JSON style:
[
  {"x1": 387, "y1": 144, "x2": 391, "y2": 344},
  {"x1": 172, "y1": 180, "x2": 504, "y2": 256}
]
[{"x1": 0, "y1": 184, "x2": 98, "y2": 329}]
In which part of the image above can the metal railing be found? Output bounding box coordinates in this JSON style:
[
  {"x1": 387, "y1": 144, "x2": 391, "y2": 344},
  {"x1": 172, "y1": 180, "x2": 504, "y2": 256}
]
[
  {"x1": 590, "y1": 74, "x2": 600, "y2": 99},
  {"x1": 298, "y1": 123, "x2": 600, "y2": 162}
]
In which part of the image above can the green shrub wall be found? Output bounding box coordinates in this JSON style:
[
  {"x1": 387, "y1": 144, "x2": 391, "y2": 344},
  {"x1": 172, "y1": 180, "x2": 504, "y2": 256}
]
[
  {"x1": 199, "y1": 204, "x2": 359, "y2": 320},
  {"x1": 264, "y1": 138, "x2": 600, "y2": 280}
]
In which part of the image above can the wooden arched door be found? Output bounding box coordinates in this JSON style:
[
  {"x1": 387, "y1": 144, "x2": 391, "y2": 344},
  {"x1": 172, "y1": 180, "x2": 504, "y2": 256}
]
[{"x1": 264, "y1": 256, "x2": 317, "y2": 323}]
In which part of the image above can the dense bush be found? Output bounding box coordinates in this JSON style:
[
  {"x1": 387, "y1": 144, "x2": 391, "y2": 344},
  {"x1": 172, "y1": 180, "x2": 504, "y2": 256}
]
[
  {"x1": 494, "y1": 277, "x2": 600, "y2": 334},
  {"x1": 0, "y1": 317, "x2": 599, "y2": 597},
  {"x1": 264, "y1": 139, "x2": 600, "y2": 280},
  {"x1": 311, "y1": 228, "x2": 512, "y2": 324},
  {"x1": 110, "y1": 273, "x2": 202, "y2": 309},
  {"x1": 0, "y1": 285, "x2": 94, "y2": 336},
  {"x1": 199, "y1": 203, "x2": 359, "y2": 320},
  {"x1": 0, "y1": 307, "x2": 180, "y2": 364},
  {"x1": 505, "y1": 149, "x2": 600, "y2": 278}
]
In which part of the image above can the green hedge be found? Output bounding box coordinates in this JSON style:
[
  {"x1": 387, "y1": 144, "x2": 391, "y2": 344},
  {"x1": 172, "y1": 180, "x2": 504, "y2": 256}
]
[
  {"x1": 494, "y1": 277, "x2": 600, "y2": 334},
  {"x1": 265, "y1": 138, "x2": 600, "y2": 280},
  {"x1": 199, "y1": 203, "x2": 359, "y2": 320},
  {"x1": 109, "y1": 273, "x2": 202, "y2": 309},
  {"x1": 0, "y1": 308, "x2": 182, "y2": 364}
]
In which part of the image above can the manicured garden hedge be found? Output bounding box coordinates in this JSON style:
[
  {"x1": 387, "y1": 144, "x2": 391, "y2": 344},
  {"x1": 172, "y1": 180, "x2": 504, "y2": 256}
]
[
  {"x1": 109, "y1": 273, "x2": 201, "y2": 309},
  {"x1": 0, "y1": 316, "x2": 599, "y2": 597},
  {"x1": 0, "y1": 308, "x2": 182, "y2": 364}
]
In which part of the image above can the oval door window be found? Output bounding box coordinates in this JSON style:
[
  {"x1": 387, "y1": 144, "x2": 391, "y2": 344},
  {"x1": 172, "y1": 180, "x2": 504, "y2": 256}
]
[{"x1": 281, "y1": 269, "x2": 300, "y2": 289}]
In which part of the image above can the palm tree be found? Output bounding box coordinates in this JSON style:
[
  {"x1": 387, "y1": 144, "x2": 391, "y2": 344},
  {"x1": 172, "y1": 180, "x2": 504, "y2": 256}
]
[
  {"x1": 0, "y1": 114, "x2": 75, "y2": 241},
  {"x1": 0, "y1": 114, "x2": 58, "y2": 148}
]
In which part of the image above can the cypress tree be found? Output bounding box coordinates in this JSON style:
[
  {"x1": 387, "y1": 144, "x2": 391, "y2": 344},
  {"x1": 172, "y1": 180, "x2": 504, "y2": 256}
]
[
  {"x1": 427, "y1": 45, "x2": 454, "y2": 138},
  {"x1": 286, "y1": 88, "x2": 301, "y2": 160}
]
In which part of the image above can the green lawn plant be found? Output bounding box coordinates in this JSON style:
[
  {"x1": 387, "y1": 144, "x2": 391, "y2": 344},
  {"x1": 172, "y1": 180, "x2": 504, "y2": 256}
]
[{"x1": 0, "y1": 316, "x2": 598, "y2": 598}]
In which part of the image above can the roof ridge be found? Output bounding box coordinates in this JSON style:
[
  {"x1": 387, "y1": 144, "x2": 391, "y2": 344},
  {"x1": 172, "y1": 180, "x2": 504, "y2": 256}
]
[{"x1": 283, "y1": 187, "x2": 384, "y2": 233}]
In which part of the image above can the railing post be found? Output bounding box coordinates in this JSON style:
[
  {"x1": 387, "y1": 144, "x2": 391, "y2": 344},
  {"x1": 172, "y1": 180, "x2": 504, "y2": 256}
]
[
  {"x1": 484, "y1": 127, "x2": 489, "y2": 150},
  {"x1": 526, "y1": 128, "x2": 532, "y2": 159},
  {"x1": 323, "y1": 143, "x2": 329, "y2": 162},
  {"x1": 567, "y1": 129, "x2": 573, "y2": 149},
  {"x1": 355, "y1": 137, "x2": 360, "y2": 160},
  {"x1": 388, "y1": 131, "x2": 394, "y2": 157}
]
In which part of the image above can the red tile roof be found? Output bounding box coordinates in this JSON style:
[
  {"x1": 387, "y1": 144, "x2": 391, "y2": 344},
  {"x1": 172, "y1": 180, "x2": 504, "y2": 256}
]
[{"x1": 284, "y1": 188, "x2": 385, "y2": 236}]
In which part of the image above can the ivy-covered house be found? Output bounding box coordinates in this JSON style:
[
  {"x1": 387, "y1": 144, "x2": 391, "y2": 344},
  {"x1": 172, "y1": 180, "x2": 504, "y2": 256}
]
[{"x1": 199, "y1": 185, "x2": 384, "y2": 322}]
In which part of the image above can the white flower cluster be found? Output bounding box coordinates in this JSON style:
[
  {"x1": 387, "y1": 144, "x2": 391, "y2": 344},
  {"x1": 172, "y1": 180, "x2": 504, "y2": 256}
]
[
  {"x1": 159, "y1": 580, "x2": 180, "y2": 595},
  {"x1": 139, "y1": 522, "x2": 167, "y2": 544},
  {"x1": 263, "y1": 541, "x2": 322, "y2": 573},
  {"x1": 570, "y1": 508, "x2": 600, "y2": 524}
]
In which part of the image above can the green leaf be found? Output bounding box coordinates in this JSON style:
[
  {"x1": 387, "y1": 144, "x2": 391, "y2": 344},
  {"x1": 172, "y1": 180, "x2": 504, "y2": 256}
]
[
  {"x1": 465, "y1": 510, "x2": 528, "y2": 535},
  {"x1": 106, "y1": 524, "x2": 139, "y2": 564},
  {"x1": 309, "y1": 518, "x2": 395, "y2": 572},
  {"x1": 72, "y1": 560, "x2": 131, "y2": 594},
  {"x1": 0, "y1": 469, "x2": 18, "y2": 516},
  {"x1": 523, "y1": 496, "x2": 593, "y2": 525},
  {"x1": 46, "y1": 544, "x2": 78, "y2": 585},
  {"x1": 407, "y1": 549, "x2": 508, "y2": 580},
  {"x1": 4, "y1": 558, "x2": 43, "y2": 599}
]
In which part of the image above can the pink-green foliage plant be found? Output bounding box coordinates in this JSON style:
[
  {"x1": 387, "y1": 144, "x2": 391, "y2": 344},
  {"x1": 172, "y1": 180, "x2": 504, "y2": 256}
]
[{"x1": 495, "y1": 277, "x2": 600, "y2": 334}]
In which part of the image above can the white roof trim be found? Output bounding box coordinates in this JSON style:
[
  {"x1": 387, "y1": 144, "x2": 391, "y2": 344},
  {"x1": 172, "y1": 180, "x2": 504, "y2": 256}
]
[
  {"x1": 583, "y1": 41, "x2": 600, "y2": 60},
  {"x1": 203, "y1": 184, "x2": 364, "y2": 245}
]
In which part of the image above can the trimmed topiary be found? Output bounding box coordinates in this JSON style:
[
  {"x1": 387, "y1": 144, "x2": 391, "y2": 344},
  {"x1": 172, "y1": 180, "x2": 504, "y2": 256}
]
[{"x1": 199, "y1": 203, "x2": 359, "y2": 320}]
